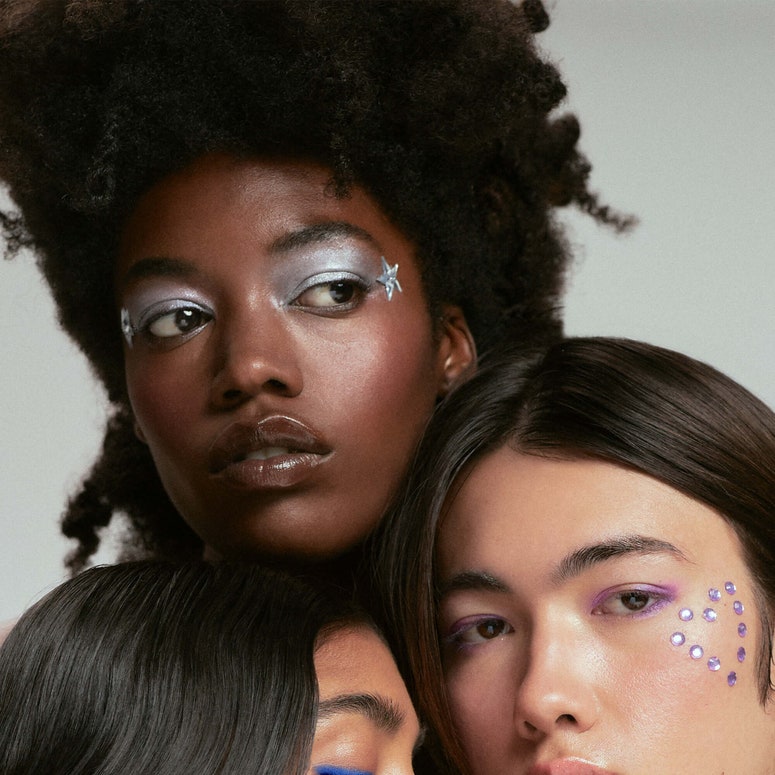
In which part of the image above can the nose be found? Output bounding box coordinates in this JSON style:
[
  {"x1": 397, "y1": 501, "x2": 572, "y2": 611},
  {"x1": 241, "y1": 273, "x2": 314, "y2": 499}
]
[
  {"x1": 513, "y1": 624, "x2": 601, "y2": 740},
  {"x1": 209, "y1": 306, "x2": 304, "y2": 409}
]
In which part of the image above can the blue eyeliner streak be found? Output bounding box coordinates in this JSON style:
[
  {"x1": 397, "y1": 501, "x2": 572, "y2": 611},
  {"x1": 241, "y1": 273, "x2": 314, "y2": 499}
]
[{"x1": 315, "y1": 768, "x2": 373, "y2": 775}]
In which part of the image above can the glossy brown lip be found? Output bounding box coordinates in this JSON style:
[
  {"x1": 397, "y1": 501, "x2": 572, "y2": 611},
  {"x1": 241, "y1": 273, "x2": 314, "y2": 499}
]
[
  {"x1": 527, "y1": 759, "x2": 617, "y2": 775},
  {"x1": 208, "y1": 415, "x2": 331, "y2": 475}
]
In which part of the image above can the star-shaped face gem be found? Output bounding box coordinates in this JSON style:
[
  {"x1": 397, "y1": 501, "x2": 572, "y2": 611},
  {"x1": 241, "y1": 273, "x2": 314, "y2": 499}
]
[
  {"x1": 120, "y1": 307, "x2": 135, "y2": 347},
  {"x1": 376, "y1": 256, "x2": 403, "y2": 301}
]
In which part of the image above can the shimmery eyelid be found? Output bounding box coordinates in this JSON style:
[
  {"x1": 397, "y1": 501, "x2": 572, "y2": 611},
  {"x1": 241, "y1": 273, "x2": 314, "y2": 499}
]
[
  {"x1": 590, "y1": 583, "x2": 678, "y2": 616},
  {"x1": 135, "y1": 297, "x2": 213, "y2": 332},
  {"x1": 442, "y1": 613, "x2": 510, "y2": 645},
  {"x1": 314, "y1": 768, "x2": 373, "y2": 775},
  {"x1": 122, "y1": 284, "x2": 212, "y2": 327},
  {"x1": 288, "y1": 269, "x2": 371, "y2": 301}
]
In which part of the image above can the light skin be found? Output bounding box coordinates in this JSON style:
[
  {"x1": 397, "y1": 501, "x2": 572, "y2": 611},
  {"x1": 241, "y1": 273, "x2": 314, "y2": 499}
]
[
  {"x1": 116, "y1": 153, "x2": 474, "y2": 562},
  {"x1": 310, "y1": 626, "x2": 422, "y2": 775},
  {"x1": 437, "y1": 449, "x2": 775, "y2": 775}
]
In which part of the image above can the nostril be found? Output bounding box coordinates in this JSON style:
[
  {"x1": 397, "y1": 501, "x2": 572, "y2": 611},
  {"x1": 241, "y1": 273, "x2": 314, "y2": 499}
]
[
  {"x1": 557, "y1": 713, "x2": 577, "y2": 726},
  {"x1": 222, "y1": 388, "x2": 243, "y2": 402},
  {"x1": 266, "y1": 378, "x2": 287, "y2": 391}
]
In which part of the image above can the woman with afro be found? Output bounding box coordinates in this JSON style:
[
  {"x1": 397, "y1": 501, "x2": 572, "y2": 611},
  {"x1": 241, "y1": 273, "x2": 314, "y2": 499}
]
[{"x1": 0, "y1": 0, "x2": 629, "y2": 583}]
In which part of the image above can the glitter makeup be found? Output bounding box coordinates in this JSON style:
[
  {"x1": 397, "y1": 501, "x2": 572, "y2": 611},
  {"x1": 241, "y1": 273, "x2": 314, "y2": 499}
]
[
  {"x1": 708, "y1": 656, "x2": 721, "y2": 671},
  {"x1": 733, "y1": 601, "x2": 744, "y2": 615},
  {"x1": 376, "y1": 256, "x2": 402, "y2": 301},
  {"x1": 738, "y1": 647, "x2": 746, "y2": 662},
  {"x1": 670, "y1": 632, "x2": 686, "y2": 646},
  {"x1": 690, "y1": 645, "x2": 704, "y2": 660},
  {"x1": 120, "y1": 308, "x2": 135, "y2": 347},
  {"x1": 738, "y1": 623, "x2": 747, "y2": 637},
  {"x1": 727, "y1": 672, "x2": 737, "y2": 686},
  {"x1": 679, "y1": 608, "x2": 694, "y2": 621},
  {"x1": 708, "y1": 588, "x2": 721, "y2": 601},
  {"x1": 725, "y1": 581, "x2": 736, "y2": 594},
  {"x1": 703, "y1": 608, "x2": 718, "y2": 622}
]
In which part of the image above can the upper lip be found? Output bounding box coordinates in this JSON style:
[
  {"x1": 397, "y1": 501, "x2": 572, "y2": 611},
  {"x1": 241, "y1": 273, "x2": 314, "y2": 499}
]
[
  {"x1": 527, "y1": 759, "x2": 617, "y2": 775},
  {"x1": 208, "y1": 415, "x2": 331, "y2": 474}
]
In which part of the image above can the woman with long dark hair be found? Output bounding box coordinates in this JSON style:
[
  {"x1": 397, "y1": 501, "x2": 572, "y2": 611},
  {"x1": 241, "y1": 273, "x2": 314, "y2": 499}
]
[{"x1": 375, "y1": 338, "x2": 775, "y2": 774}]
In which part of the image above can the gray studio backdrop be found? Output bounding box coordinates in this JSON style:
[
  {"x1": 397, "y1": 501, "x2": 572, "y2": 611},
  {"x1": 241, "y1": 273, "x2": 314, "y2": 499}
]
[{"x1": 2, "y1": 0, "x2": 773, "y2": 621}]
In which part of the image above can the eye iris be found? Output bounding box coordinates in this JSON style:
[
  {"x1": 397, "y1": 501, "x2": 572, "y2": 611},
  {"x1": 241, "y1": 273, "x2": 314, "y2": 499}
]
[
  {"x1": 175, "y1": 308, "x2": 201, "y2": 332},
  {"x1": 329, "y1": 281, "x2": 354, "y2": 304},
  {"x1": 621, "y1": 591, "x2": 649, "y2": 611},
  {"x1": 476, "y1": 619, "x2": 505, "y2": 639}
]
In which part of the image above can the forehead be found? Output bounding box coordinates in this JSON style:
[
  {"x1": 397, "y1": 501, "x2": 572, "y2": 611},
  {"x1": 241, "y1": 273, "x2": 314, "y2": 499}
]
[
  {"x1": 314, "y1": 627, "x2": 408, "y2": 703},
  {"x1": 116, "y1": 153, "x2": 418, "y2": 277},
  {"x1": 439, "y1": 449, "x2": 748, "y2": 579}
]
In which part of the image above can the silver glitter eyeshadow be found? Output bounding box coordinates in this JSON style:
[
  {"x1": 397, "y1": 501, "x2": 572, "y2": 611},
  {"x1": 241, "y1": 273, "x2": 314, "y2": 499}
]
[
  {"x1": 733, "y1": 601, "x2": 744, "y2": 615},
  {"x1": 679, "y1": 608, "x2": 694, "y2": 622},
  {"x1": 702, "y1": 608, "x2": 717, "y2": 622},
  {"x1": 708, "y1": 656, "x2": 721, "y2": 671},
  {"x1": 727, "y1": 672, "x2": 737, "y2": 687},
  {"x1": 725, "y1": 581, "x2": 736, "y2": 595},
  {"x1": 670, "y1": 632, "x2": 686, "y2": 646},
  {"x1": 690, "y1": 645, "x2": 704, "y2": 660},
  {"x1": 708, "y1": 588, "x2": 721, "y2": 602}
]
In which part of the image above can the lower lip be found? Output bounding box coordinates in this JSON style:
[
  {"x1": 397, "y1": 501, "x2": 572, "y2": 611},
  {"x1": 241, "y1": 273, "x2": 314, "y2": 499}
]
[
  {"x1": 529, "y1": 762, "x2": 616, "y2": 775},
  {"x1": 215, "y1": 451, "x2": 330, "y2": 490}
]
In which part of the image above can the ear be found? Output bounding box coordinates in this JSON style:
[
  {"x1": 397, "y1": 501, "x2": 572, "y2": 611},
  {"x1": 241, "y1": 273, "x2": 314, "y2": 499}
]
[{"x1": 435, "y1": 304, "x2": 476, "y2": 397}]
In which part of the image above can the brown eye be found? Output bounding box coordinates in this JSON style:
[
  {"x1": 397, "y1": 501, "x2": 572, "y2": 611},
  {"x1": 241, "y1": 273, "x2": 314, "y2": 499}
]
[
  {"x1": 147, "y1": 306, "x2": 212, "y2": 338},
  {"x1": 620, "y1": 591, "x2": 650, "y2": 611},
  {"x1": 296, "y1": 280, "x2": 362, "y2": 308},
  {"x1": 476, "y1": 619, "x2": 509, "y2": 639}
]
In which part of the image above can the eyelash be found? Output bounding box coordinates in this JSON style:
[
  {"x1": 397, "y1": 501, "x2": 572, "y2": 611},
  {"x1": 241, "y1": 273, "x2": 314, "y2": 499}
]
[
  {"x1": 590, "y1": 585, "x2": 675, "y2": 619},
  {"x1": 290, "y1": 271, "x2": 371, "y2": 311},
  {"x1": 135, "y1": 299, "x2": 215, "y2": 345},
  {"x1": 314, "y1": 768, "x2": 374, "y2": 775},
  {"x1": 443, "y1": 615, "x2": 515, "y2": 650}
]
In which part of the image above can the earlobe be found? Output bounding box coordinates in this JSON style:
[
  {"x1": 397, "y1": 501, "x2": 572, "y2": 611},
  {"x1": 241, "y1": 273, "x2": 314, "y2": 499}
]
[{"x1": 436, "y1": 305, "x2": 476, "y2": 397}]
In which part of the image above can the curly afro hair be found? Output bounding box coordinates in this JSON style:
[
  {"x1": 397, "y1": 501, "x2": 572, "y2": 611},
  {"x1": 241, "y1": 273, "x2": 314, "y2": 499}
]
[{"x1": 0, "y1": 0, "x2": 632, "y2": 572}]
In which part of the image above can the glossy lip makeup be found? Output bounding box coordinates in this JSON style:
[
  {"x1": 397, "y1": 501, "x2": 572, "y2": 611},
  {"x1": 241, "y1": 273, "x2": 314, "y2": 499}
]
[{"x1": 208, "y1": 415, "x2": 332, "y2": 490}]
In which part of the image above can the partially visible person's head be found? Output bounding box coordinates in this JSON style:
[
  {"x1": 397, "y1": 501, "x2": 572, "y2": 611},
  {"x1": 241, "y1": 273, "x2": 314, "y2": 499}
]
[
  {"x1": 375, "y1": 337, "x2": 775, "y2": 774},
  {"x1": 0, "y1": 0, "x2": 631, "y2": 570},
  {"x1": 0, "y1": 561, "x2": 420, "y2": 774}
]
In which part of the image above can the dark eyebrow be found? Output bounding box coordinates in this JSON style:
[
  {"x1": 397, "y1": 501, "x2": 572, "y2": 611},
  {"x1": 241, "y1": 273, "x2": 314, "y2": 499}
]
[
  {"x1": 552, "y1": 534, "x2": 688, "y2": 584},
  {"x1": 436, "y1": 570, "x2": 511, "y2": 601},
  {"x1": 438, "y1": 535, "x2": 688, "y2": 600},
  {"x1": 121, "y1": 256, "x2": 195, "y2": 284},
  {"x1": 270, "y1": 222, "x2": 379, "y2": 254},
  {"x1": 316, "y1": 693, "x2": 404, "y2": 734}
]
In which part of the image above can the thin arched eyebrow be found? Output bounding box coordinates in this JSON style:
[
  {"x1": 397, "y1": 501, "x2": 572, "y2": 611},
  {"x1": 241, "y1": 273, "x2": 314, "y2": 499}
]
[
  {"x1": 270, "y1": 222, "x2": 380, "y2": 254},
  {"x1": 317, "y1": 693, "x2": 404, "y2": 734}
]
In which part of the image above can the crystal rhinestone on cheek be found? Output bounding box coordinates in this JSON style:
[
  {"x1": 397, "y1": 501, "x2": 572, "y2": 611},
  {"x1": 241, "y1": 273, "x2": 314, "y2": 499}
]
[
  {"x1": 738, "y1": 647, "x2": 746, "y2": 662},
  {"x1": 738, "y1": 623, "x2": 747, "y2": 637},
  {"x1": 725, "y1": 581, "x2": 736, "y2": 595},
  {"x1": 727, "y1": 671, "x2": 737, "y2": 686},
  {"x1": 690, "y1": 645, "x2": 704, "y2": 660},
  {"x1": 703, "y1": 608, "x2": 718, "y2": 622},
  {"x1": 708, "y1": 588, "x2": 721, "y2": 602},
  {"x1": 708, "y1": 656, "x2": 721, "y2": 671},
  {"x1": 733, "y1": 601, "x2": 744, "y2": 615},
  {"x1": 679, "y1": 608, "x2": 694, "y2": 621},
  {"x1": 670, "y1": 632, "x2": 686, "y2": 646}
]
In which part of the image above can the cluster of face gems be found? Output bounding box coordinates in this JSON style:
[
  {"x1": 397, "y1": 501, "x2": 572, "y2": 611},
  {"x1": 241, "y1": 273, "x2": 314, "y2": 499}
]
[{"x1": 669, "y1": 581, "x2": 747, "y2": 687}]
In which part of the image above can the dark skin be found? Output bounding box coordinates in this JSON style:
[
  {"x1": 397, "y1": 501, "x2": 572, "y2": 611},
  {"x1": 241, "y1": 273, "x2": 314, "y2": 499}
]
[{"x1": 116, "y1": 153, "x2": 476, "y2": 563}]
